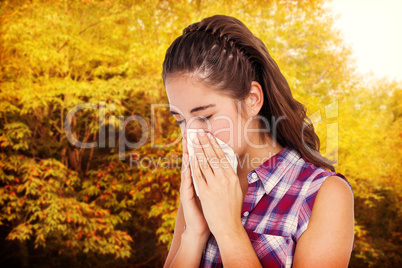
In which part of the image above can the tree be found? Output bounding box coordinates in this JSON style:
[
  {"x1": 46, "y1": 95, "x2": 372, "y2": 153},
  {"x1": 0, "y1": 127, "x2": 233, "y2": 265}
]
[{"x1": 0, "y1": 0, "x2": 400, "y2": 266}]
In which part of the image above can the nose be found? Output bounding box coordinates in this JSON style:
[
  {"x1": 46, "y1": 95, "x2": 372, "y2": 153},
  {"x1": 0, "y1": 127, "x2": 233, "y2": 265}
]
[
  {"x1": 184, "y1": 126, "x2": 209, "y2": 135},
  {"x1": 182, "y1": 127, "x2": 209, "y2": 141},
  {"x1": 184, "y1": 118, "x2": 210, "y2": 132}
]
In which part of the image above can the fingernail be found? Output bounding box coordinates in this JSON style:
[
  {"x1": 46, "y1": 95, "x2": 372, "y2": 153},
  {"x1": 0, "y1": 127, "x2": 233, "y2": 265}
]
[
  {"x1": 197, "y1": 129, "x2": 205, "y2": 136},
  {"x1": 207, "y1": 133, "x2": 213, "y2": 140}
]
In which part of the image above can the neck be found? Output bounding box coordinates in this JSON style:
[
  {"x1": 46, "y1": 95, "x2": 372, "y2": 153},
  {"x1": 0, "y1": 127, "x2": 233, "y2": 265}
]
[{"x1": 236, "y1": 134, "x2": 283, "y2": 184}]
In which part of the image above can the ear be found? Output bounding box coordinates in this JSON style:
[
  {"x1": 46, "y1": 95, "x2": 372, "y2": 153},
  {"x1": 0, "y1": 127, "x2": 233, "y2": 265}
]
[{"x1": 245, "y1": 81, "x2": 264, "y2": 118}]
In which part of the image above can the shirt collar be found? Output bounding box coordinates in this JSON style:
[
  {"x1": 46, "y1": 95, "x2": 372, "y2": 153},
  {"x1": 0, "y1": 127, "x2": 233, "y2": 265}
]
[{"x1": 247, "y1": 145, "x2": 302, "y2": 195}]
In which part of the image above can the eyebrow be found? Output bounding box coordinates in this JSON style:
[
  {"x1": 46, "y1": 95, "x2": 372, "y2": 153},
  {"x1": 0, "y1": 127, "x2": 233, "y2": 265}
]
[{"x1": 169, "y1": 104, "x2": 216, "y2": 115}]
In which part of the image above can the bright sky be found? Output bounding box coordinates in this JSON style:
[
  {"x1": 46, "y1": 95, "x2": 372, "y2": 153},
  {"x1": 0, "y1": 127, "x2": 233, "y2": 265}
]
[{"x1": 328, "y1": 0, "x2": 402, "y2": 81}]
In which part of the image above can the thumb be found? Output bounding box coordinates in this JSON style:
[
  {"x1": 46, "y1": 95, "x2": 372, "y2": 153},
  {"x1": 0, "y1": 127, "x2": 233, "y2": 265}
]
[{"x1": 181, "y1": 152, "x2": 192, "y2": 187}]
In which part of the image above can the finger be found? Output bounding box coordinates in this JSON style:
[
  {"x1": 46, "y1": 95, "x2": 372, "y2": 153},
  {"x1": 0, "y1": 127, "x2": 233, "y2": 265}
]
[
  {"x1": 194, "y1": 150, "x2": 215, "y2": 181},
  {"x1": 181, "y1": 129, "x2": 193, "y2": 177},
  {"x1": 206, "y1": 132, "x2": 233, "y2": 170},
  {"x1": 190, "y1": 154, "x2": 207, "y2": 191},
  {"x1": 205, "y1": 132, "x2": 226, "y2": 159},
  {"x1": 195, "y1": 130, "x2": 230, "y2": 171},
  {"x1": 181, "y1": 151, "x2": 190, "y2": 175},
  {"x1": 180, "y1": 152, "x2": 192, "y2": 189},
  {"x1": 182, "y1": 129, "x2": 188, "y2": 154},
  {"x1": 193, "y1": 130, "x2": 219, "y2": 171}
]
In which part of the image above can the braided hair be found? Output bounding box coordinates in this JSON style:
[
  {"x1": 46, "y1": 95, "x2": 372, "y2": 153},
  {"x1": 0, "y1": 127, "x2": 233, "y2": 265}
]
[{"x1": 162, "y1": 15, "x2": 335, "y2": 172}]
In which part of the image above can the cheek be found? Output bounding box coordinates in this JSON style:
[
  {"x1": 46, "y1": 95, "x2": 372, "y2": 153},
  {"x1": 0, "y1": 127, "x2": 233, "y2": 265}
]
[{"x1": 210, "y1": 114, "x2": 241, "y2": 149}]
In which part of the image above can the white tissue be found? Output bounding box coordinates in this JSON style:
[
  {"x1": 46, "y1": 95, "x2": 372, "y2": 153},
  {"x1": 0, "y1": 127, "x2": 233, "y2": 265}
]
[{"x1": 186, "y1": 129, "x2": 238, "y2": 196}]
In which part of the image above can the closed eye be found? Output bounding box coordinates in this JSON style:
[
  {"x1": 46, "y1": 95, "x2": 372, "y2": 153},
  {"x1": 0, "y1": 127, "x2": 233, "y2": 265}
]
[
  {"x1": 175, "y1": 119, "x2": 185, "y2": 126},
  {"x1": 175, "y1": 114, "x2": 213, "y2": 126},
  {"x1": 199, "y1": 114, "x2": 212, "y2": 121}
]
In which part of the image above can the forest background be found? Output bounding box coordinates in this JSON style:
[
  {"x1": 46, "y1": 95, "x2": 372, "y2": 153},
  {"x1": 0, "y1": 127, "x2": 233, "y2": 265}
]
[{"x1": 0, "y1": 0, "x2": 401, "y2": 267}]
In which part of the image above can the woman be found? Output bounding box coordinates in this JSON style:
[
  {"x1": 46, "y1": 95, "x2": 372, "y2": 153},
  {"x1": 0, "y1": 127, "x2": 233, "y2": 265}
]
[{"x1": 162, "y1": 14, "x2": 354, "y2": 268}]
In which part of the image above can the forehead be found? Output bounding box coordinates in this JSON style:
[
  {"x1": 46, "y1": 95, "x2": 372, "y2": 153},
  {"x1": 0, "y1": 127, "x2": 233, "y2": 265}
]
[{"x1": 165, "y1": 75, "x2": 221, "y2": 112}]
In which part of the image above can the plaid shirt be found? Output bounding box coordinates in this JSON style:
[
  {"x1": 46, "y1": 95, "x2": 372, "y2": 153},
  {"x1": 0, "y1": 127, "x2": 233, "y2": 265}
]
[{"x1": 199, "y1": 145, "x2": 354, "y2": 268}]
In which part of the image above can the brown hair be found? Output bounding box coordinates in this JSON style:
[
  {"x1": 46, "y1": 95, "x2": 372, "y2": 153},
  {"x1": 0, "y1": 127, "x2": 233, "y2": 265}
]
[{"x1": 161, "y1": 14, "x2": 335, "y2": 172}]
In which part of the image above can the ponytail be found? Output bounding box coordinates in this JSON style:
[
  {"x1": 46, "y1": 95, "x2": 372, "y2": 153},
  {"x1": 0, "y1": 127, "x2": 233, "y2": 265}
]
[{"x1": 162, "y1": 14, "x2": 335, "y2": 171}]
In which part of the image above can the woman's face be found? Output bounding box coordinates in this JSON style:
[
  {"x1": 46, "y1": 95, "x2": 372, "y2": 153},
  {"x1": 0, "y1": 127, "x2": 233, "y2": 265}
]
[{"x1": 165, "y1": 74, "x2": 249, "y2": 156}]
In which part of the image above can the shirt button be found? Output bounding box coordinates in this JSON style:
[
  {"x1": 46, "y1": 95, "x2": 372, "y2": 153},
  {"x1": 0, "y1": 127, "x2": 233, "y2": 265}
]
[
  {"x1": 243, "y1": 211, "x2": 249, "y2": 217},
  {"x1": 252, "y1": 173, "x2": 258, "y2": 179}
]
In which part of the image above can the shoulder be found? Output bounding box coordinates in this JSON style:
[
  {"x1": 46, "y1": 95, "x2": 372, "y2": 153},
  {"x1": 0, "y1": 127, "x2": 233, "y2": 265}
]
[
  {"x1": 319, "y1": 175, "x2": 354, "y2": 200},
  {"x1": 293, "y1": 175, "x2": 355, "y2": 267},
  {"x1": 309, "y1": 175, "x2": 354, "y2": 227}
]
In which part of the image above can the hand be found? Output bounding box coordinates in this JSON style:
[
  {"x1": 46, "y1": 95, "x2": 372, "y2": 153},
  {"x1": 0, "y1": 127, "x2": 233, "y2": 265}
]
[
  {"x1": 179, "y1": 130, "x2": 210, "y2": 239},
  {"x1": 190, "y1": 129, "x2": 244, "y2": 237}
]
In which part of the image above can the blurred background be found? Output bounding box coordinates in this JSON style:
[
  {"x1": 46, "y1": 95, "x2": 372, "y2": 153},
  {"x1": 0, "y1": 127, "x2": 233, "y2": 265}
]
[{"x1": 0, "y1": 0, "x2": 400, "y2": 267}]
